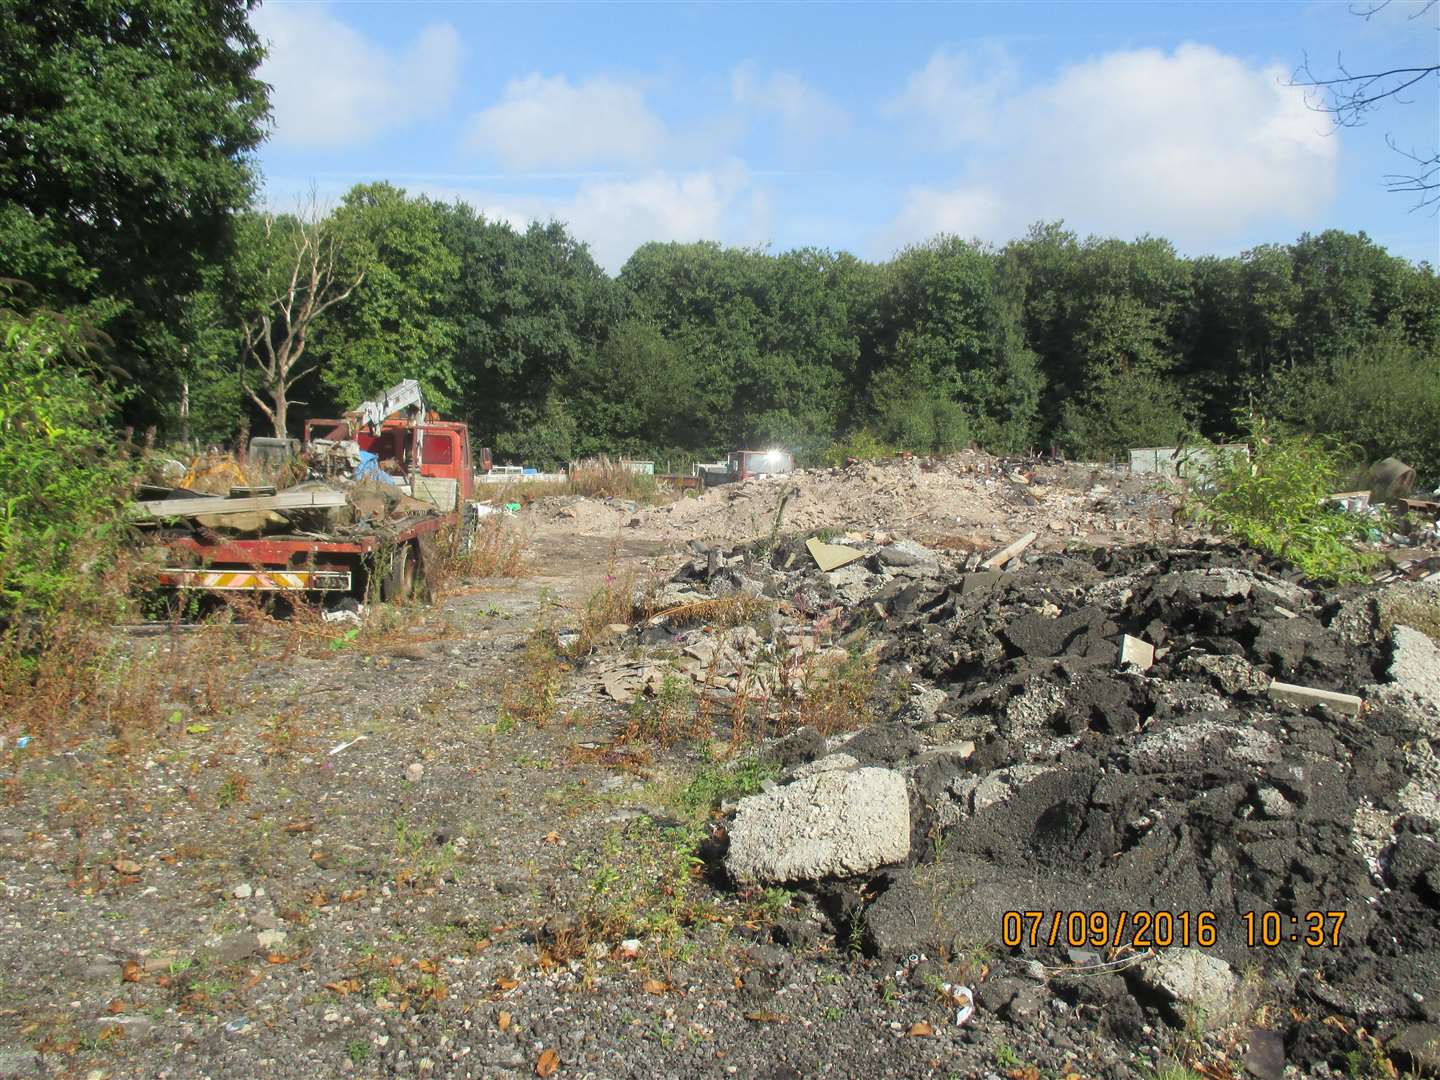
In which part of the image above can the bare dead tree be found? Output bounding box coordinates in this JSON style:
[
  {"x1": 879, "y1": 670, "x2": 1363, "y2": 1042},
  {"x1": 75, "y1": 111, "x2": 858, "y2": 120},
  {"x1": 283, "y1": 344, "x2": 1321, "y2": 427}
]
[
  {"x1": 1291, "y1": 0, "x2": 1440, "y2": 209},
  {"x1": 241, "y1": 193, "x2": 364, "y2": 438}
]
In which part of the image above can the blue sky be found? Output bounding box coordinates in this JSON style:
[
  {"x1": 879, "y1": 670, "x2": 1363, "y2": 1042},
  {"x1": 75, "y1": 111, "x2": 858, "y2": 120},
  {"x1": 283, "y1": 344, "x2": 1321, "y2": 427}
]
[{"x1": 252, "y1": 0, "x2": 1440, "y2": 272}]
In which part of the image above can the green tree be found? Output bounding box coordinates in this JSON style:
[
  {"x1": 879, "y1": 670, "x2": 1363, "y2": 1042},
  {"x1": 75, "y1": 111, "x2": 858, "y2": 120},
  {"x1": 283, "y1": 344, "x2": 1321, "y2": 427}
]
[
  {"x1": 0, "y1": 296, "x2": 133, "y2": 622},
  {"x1": 437, "y1": 206, "x2": 618, "y2": 458},
  {"x1": 862, "y1": 236, "x2": 1041, "y2": 454},
  {"x1": 568, "y1": 318, "x2": 696, "y2": 458},
  {"x1": 312, "y1": 183, "x2": 460, "y2": 415},
  {"x1": 0, "y1": 0, "x2": 270, "y2": 426}
]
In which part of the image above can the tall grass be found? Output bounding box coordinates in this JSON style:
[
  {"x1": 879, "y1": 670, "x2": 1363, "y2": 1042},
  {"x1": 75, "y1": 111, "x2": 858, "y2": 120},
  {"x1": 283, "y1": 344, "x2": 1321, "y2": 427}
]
[{"x1": 492, "y1": 457, "x2": 680, "y2": 506}]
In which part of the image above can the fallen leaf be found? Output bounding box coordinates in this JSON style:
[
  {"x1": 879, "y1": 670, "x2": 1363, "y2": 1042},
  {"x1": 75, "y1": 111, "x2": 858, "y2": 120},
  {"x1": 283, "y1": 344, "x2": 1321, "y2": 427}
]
[
  {"x1": 105, "y1": 999, "x2": 126, "y2": 1015},
  {"x1": 339, "y1": 888, "x2": 366, "y2": 903},
  {"x1": 498, "y1": 1010, "x2": 512, "y2": 1032},
  {"x1": 185, "y1": 723, "x2": 210, "y2": 735},
  {"x1": 496, "y1": 976, "x2": 519, "y2": 991},
  {"x1": 542, "y1": 831, "x2": 561, "y2": 845},
  {"x1": 642, "y1": 978, "x2": 668, "y2": 995},
  {"x1": 473, "y1": 938, "x2": 492, "y2": 952},
  {"x1": 111, "y1": 858, "x2": 141, "y2": 875},
  {"x1": 243, "y1": 971, "x2": 262, "y2": 989},
  {"x1": 325, "y1": 979, "x2": 362, "y2": 995},
  {"x1": 535, "y1": 1048, "x2": 559, "y2": 1077},
  {"x1": 265, "y1": 953, "x2": 293, "y2": 965},
  {"x1": 121, "y1": 961, "x2": 141, "y2": 983},
  {"x1": 908, "y1": 1021, "x2": 933, "y2": 1037},
  {"x1": 744, "y1": 1009, "x2": 785, "y2": 1024},
  {"x1": 283, "y1": 821, "x2": 314, "y2": 834},
  {"x1": 417, "y1": 958, "x2": 440, "y2": 974}
]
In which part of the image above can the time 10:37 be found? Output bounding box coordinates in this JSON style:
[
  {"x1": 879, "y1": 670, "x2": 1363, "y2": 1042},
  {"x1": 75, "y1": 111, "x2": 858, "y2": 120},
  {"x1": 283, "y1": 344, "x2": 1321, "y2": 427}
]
[{"x1": 1242, "y1": 910, "x2": 1347, "y2": 947}]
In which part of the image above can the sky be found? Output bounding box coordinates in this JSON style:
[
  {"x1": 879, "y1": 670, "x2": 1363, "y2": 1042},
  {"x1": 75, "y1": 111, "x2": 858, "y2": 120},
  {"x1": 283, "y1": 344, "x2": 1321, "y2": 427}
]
[{"x1": 251, "y1": 0, "x2": 1440, "y2": 274}]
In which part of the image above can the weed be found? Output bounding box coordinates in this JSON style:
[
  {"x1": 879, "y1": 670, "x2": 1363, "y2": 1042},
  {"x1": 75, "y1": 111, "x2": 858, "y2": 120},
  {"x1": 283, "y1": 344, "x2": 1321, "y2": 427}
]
[
  {"x1": 1148, "y1": 1065, "x2": 1203, "y2": 1080},
  {"x1": 543, "y1": 816, "x2": 707, "y2": 964},
  {"x1": 821, "y1": 1005, "x2": 842, "y2": 1022},
  {"x1": 994, "y1": 1042, "x2": 1025, "y2": 1069},
  {"x1": 1193, "y1": 415, "x2": 1377, "y2": 583},
  {"x1": 815, "y1": 429, "x2": 898, "y2": 467},
  {"x1": 498, "y1": 457, "x2": 678, "y2": 506},
  {"x1": 570, "y1": 566, "x2": 658, "y2": 657},
  {"x1": 433, "y1": 516, "x2": 528, "y2": 592},
  {"x1": 674, "y1": 756, "x2": 776, "y2": 822},
  {"x1": 347, "y1": 1040, "x2": 371, "y2": 1065},
  {"x1": 216, "y1": 771, "x2": 249, "y2": 809},
  {"x1": 625, "y1": 672, "x2": 698, "y2": 746},
  {"x1": 773, "y1": 632, "x2": 881, "y2": 738},
  {"x1": 499, "y1": 627, "x2": 566, "y2": 729}
]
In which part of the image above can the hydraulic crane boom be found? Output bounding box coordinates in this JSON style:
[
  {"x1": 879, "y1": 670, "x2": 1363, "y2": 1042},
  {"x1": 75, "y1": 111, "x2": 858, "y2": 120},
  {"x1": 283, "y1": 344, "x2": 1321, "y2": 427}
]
[{"x1": 349, "y1": 378, "x2": 426, "y2": 433}]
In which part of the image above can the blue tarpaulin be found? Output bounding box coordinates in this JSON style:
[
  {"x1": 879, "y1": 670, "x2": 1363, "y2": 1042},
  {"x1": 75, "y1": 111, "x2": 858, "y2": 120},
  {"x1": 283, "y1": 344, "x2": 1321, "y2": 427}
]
[{"x1": 355, "y1": 450, "x2": 398, "y2": 485}]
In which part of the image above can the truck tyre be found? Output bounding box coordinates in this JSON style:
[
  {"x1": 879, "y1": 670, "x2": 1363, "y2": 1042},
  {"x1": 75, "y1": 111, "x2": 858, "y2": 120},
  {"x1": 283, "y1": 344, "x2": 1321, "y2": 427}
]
[{"x1": 380, "y1": 542, "x2": 418, "y2": 603}]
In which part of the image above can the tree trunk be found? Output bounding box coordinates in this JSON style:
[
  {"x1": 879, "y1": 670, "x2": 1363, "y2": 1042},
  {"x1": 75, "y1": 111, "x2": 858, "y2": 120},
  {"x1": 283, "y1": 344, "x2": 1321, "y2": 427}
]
[
  {"x1": 273, "y1": 389, "x2": 288, "y2": 439},
  {"x1": 179, "y1": 378, "x2": 190, "y2": 447}
]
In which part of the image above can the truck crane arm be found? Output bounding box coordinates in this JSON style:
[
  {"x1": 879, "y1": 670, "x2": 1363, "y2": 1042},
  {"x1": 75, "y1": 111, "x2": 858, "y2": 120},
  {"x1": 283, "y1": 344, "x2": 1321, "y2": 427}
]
[{"x1": 349, "y1": 378, "x2": 426, "y2": 433}]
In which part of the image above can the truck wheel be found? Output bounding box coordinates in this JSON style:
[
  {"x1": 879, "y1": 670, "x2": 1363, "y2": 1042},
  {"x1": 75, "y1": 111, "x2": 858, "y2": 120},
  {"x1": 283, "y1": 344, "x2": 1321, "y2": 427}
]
[{"x1": 380, "y1": 542, "x2": 418, "y2": 603}]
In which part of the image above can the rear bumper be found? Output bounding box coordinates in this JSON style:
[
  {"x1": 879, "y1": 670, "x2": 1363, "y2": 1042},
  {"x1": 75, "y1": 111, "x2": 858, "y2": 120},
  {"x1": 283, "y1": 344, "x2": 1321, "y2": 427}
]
[{"x1": 156, "y1": 569, "x2": 353, "y2": 591}]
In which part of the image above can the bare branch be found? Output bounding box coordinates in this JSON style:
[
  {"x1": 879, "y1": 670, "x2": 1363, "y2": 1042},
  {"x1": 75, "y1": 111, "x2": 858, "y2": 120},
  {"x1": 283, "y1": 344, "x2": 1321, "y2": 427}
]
[
  {"x1": 239, "y1": 187, "x2": 361, "y2": 436},
  {"x1": 1290, "y1": 3, "x2": 1439, "y2": 211}
]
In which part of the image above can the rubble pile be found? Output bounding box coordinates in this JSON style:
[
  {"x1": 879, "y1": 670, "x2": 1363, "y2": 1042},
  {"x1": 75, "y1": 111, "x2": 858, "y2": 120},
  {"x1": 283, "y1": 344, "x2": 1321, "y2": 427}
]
[
  {"x1": 527, "y1": 452, "x2": 1185, "y2": 547},
  {"x1": 589, "y1": 533, "x2": 1440, "y2": 1073}
]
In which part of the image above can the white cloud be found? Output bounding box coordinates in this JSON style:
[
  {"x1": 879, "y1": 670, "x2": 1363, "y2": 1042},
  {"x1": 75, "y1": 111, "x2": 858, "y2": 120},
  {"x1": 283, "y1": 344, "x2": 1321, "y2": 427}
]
[
  {"x1": 428, "y1": 163, "x2": 767, "y2": 273},
  {"x1": 252, "y1": 4, "x2": 461, "y2": 149},
  {"x1": 883, "y1": 43, "x2": 1020, "y2": 144},
  {"x1": 731, "y1": 62, "x2": 850, "y2": 145},
  {"x1": 881, "y1": 43, "x2": 1339, "y2": 253},
  {"x1": 468, "y1": 74, "x2": 667, "y2": 170}
]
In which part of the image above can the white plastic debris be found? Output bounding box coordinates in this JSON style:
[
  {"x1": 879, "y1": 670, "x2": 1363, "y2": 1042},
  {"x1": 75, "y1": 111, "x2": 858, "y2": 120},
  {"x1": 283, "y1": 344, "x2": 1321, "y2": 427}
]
[
  {"x1": 943, "y1": 983, "x2": 975, "y2": 1026},
  {"x1": 328, "y1": 735, "x2": 368, "y2": 756}
]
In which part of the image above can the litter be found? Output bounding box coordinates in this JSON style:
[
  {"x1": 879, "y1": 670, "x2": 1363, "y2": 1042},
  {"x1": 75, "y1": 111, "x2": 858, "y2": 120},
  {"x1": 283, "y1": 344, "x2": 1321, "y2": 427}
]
[
  {"x1": 942, "y1": 983, "x2": 975, "y2": 1026},
  {"x1": 327, "y1": 735, "x2": 368, "y2": 756}
]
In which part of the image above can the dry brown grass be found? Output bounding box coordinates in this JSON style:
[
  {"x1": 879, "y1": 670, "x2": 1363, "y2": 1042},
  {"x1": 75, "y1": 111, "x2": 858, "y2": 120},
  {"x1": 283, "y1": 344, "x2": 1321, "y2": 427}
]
[
  {"x1": 0, "y1": 608, "x2": 258, "y2": 772},
  {"x1": 429, "y1": 516, "x2": 529, "y2": 598},
  {"x1": 569, "y1": 565, "x2": 663, "y2": 657},
  {"x1": 648, "y1": 593, "x2": 773, "y2": 630},
  {"x1": 492, "y1": 457, "x2": 681, "y2": 507},
  {"x1": 498, "y1": 627, "x2": 567, "y2": 730}
]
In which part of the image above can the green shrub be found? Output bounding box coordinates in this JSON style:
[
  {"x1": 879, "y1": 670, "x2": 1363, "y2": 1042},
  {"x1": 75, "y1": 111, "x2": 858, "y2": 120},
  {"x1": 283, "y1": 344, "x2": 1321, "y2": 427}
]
[
  {"x1": 1194, "y1": 415, "x2": 1376, "y2": 582},
  {"x1": 0, "y1": 301, "x2": 135, "y2": 624},
  {"x1": 815, "y1": 428, "x2": 897, "y2": 466}
]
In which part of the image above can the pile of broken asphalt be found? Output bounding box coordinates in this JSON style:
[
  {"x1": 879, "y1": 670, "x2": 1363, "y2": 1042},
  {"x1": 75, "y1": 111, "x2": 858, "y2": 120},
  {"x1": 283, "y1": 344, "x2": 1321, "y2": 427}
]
[{"x1": 588, "y1": 535, "x2": 1440, "y2": 1077}]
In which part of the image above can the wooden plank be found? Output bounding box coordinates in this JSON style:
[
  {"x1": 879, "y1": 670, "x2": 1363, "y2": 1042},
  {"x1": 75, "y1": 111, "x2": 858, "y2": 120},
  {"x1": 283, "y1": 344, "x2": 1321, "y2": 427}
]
[
  {"x1": 980, "y1": 531, "x2": 1037, "y2": 571},
  {"x1": 128, "y1": 488, "x2": 347, "y2": 520},
  {"x1": 1267, "y1": 680, "x2": 1362, "y2": 716}
]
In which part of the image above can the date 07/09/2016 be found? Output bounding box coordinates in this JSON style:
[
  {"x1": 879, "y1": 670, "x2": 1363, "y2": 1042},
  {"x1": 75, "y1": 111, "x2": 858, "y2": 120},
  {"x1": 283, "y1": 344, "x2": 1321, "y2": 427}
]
[{"x1": 1001, "y1": 910, "x2": 1347, "y2": 950}]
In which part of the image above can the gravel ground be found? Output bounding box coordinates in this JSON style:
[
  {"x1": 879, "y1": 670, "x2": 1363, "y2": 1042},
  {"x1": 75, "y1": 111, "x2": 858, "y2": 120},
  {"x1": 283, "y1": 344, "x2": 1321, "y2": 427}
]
[{"x1": 2, "y1": 486, "x2": 1436, "y2": 1080}]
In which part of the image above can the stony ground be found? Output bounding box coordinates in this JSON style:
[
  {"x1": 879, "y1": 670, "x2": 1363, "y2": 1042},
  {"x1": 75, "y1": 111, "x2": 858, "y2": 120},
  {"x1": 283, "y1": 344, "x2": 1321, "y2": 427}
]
[{"x1": 2, "y1": 460, "x2": 1438, "y2": 1080}]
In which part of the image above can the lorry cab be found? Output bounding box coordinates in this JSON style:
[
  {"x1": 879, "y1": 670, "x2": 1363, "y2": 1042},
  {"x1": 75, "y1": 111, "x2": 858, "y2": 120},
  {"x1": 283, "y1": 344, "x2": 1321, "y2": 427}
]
[
  {"x1": 303, "y1": 417, "x2": 475, "y2": 511},
  {"x1": 728, "y1": 449, "x2": 794, "y2": 481}
]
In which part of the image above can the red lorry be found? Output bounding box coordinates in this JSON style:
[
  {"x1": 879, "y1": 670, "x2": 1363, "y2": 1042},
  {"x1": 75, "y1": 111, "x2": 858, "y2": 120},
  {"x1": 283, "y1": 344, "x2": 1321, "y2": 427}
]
[{"x1": 151, "y1": 412, "x2": 485, "y2": 603}]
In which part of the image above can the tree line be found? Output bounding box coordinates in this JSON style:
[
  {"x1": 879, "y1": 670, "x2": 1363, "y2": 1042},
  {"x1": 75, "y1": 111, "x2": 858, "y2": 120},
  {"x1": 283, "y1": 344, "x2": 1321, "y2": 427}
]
[
  {"x1": 4, "y1": 2, "x2": 1438, "y2": 481},
  {"x1": 166, "y1": 188, "x2": 1440, "y2": 478}
]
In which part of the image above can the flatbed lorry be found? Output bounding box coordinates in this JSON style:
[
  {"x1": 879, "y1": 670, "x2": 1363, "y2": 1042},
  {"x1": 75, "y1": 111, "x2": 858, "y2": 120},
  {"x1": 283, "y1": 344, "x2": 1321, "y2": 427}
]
[{"x1": 146, "y1": 382, "x2": 485, "y2": 602}]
